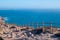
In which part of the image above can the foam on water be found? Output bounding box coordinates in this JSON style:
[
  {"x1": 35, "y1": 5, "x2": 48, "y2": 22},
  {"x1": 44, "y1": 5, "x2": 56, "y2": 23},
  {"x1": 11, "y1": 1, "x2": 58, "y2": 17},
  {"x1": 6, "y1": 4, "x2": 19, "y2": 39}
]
[{"x1": 3, "y1": 17, "x2": 8, "y2": 21}]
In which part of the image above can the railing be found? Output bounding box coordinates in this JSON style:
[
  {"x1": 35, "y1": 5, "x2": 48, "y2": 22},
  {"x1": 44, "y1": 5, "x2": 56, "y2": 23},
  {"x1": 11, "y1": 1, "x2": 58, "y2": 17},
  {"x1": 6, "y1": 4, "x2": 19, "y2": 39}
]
[{"x1": 20, "y1": 22, "x2": 60, "y2": 28}]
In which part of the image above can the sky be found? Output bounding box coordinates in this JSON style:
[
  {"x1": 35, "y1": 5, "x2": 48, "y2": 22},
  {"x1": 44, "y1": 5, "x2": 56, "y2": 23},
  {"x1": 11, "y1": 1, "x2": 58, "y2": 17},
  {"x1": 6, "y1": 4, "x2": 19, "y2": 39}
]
[{"x1": 0, "y1": 0, "x2": 60, "y2": 9}]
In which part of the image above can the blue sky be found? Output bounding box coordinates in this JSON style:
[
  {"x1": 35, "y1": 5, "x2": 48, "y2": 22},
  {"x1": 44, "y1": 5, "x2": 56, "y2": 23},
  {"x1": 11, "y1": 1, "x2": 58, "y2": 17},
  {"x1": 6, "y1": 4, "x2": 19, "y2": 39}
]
[{"x1": 0, "y1": 0, "x2": 60, "y2": 9}]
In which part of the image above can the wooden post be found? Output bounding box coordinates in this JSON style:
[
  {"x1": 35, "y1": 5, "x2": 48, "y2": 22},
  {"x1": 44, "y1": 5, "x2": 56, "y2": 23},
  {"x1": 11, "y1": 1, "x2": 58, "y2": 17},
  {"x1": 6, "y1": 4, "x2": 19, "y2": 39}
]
[
  {"x1": 22, "y1": 24, "x2": 23, "y2": 27},
  {"x1": 36, "y1": 22, "x2": 38, "y2": 28},
  {"x1": 28, "y1": 22, "x2": 30, "y2": 28},
  {"x1": 50, "y1": 21, "x2": 53, "y2": 34},
  {"x1": 23, "y1": 24, "x2": 26, "y2": 27},
  {"x1": 32, "y1": 22, "x2": 34, "y2": 29},
  {"x1": 42, "y1": 21, "x2": 45, "y2": 33}
]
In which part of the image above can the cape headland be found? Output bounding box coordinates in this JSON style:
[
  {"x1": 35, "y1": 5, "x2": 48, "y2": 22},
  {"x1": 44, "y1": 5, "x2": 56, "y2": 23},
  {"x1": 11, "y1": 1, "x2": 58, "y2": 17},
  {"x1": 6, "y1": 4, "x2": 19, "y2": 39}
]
[{"x1": 0, "y1": 16, "x2": 60, "y2": 40}]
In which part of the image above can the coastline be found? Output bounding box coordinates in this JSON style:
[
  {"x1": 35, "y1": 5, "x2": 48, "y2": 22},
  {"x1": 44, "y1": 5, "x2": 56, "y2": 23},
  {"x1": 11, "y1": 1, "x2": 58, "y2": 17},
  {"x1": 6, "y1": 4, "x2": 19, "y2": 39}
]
[{"x1": 0, "y1": 16, "x2": 60, "y2": 40}]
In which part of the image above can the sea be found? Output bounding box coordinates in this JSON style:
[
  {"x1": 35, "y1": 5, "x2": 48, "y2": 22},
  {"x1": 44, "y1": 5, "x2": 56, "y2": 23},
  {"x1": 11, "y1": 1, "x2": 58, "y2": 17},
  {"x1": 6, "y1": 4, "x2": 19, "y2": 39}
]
[{"x1": 0, "y1": 9, "x2": 60, "y2": 28}]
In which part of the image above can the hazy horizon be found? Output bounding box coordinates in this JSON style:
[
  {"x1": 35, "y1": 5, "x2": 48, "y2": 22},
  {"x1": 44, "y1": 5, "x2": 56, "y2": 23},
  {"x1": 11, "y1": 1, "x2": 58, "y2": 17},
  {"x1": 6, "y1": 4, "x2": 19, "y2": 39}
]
[{"x1": 0, "y1": 0, "x2": 60, "y2": 9}]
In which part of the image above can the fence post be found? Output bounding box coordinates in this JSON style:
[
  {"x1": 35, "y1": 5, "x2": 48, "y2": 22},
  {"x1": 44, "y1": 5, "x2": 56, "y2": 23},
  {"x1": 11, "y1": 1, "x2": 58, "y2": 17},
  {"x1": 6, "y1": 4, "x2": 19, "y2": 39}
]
[
  {"x1": 42, "y1": 21, "x2": 45, "y2": 33},
  {"x1": 36, "y1": 22, "x2": 38, "y2": 28},
  {"x1": 50, "y1": 21, "x2": 53, "y2": 34}
]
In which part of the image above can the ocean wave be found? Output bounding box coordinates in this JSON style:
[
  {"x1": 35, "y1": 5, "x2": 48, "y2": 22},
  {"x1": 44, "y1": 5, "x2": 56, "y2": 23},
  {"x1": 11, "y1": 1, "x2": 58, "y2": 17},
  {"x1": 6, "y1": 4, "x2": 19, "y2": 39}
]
[{"x1": 3, "y1": 17, "x2": 8, "y2": 21}]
